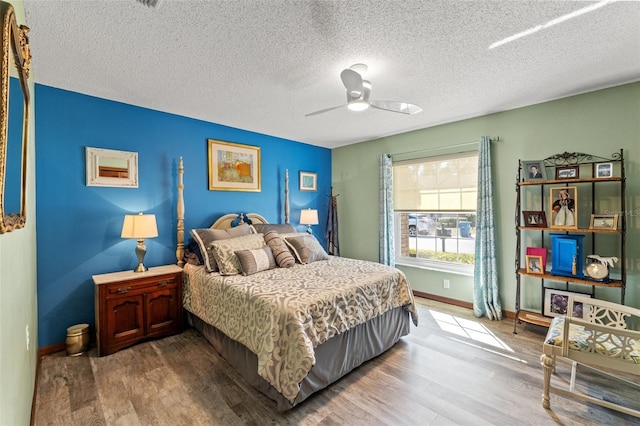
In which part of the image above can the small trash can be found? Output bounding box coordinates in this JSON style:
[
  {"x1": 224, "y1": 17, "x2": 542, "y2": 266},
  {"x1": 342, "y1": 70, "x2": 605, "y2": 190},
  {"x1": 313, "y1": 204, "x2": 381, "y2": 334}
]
[
  {"x1": 66, "y1": 323, "x2": 90, "y2": 356},
  {"x1": 458, "y1": 221, "x2": 471, "y2": 238}
]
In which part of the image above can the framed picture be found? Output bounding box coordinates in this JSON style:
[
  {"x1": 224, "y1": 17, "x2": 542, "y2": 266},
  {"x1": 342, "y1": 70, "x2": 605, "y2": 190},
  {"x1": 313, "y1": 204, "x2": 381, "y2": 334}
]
[
  {"x1": 522, "y1": 160, "x2": 547, "y2": 181},
  {"x1": 543, "y1": 289, "x2": 592, "y2": 318},
  {"x1": 525, "y1": 255, "x2": 544, "y2": 274},
  {"x1": 526, "y1": 247, "x2": 547, "y2": 271},
  {"x1": 85, "y1": 147, "x2": 138, "y2": 188},
  {"x1": 549, "y1": 186, "x2": 577, "y2": 229},
  {"x1": 208, "y1": 139, "x2": 261, "y2": 192},
  {"x1": 555, "y1": 165, "x2": 579, "y2": 180},
  {"x1": 522, "y1": 210, "x2": 547, "y2": 227},
  {"x1": 596, "y1": 162, "x2": 613, "y2": 178},
  {"x1": 590, "y1": 214, "x2": 618, "y2": 230},
  {"x1": 299, "y1": 171, "x2": 317, "y2": 192}
]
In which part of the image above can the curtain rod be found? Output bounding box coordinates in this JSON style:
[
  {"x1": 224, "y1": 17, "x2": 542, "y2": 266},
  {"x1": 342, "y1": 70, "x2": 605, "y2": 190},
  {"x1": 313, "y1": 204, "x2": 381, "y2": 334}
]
[{"x1": 391, "y1": 136, "x2": 500, "y2": 158}]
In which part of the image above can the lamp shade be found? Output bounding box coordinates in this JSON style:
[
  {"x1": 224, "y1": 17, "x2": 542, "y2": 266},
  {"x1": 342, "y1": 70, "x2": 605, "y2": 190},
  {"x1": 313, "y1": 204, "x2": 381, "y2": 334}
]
[
  {"x1": 299, "y1": 209, "x2": 319, "y2": 225},
  {"x1": 121, "y1": 212, "x2": 158, "y2": 239}
]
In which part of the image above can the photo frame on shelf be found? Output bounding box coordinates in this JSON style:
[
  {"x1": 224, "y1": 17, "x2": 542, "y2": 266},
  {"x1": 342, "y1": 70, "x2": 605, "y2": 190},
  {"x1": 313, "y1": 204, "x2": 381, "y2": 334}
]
[
  {"x1": 549, "y1": 186, "x2": 577, "y2": 229},
  {"x1": 522, "y1": 160, "x2": 547, "y2": 182},
  {"x1": 522, "y1": 210, "x2": 547, "y2": 228},
  {"x1": 85, "y1": 147, "x2": 138, "y2": 188},
  {"x1": 525, "y1": 255, "x2": 544, "y2": 274},
  {"x1": 299, "y1": 171, "x2": 317, "y2": 192},
  {"x1": 590, "y1": 214, "x2": 618, "y2": 230},
  {"x1": 555, "y1": 165, "x2": 579, "y2": 180},
  {"x1": 208, "y1": 139, "x2": 261, "y2": 192},
  {"x1": 543, "y1": 289, "x2": 592, "y2": 318},
  {"x1": 526, "y1": 247, "x2": 547, "y2": 271},
  {"x1": 596, "y1": 162, "x2": 613, "y2": 178}
]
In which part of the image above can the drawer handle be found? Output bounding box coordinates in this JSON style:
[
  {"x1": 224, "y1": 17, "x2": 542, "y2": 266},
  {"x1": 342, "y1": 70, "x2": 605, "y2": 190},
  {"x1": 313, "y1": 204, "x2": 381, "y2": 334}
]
[
  {"x1": 157, "y1": 280, "x2": 170, "y2": 287},
  {"x1": 116, "y1": 287, "x2": 131, "y2": 294}
]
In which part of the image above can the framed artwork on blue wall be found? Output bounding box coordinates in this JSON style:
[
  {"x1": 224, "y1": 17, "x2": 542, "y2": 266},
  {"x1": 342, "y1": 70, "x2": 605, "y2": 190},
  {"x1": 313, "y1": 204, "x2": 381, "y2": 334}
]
[
  {"x1": 208, "y1": 139, "x2": 261, "y2": 192},
  {"x1": 299, "y1": 171, "x2": 317, "y2": 192},
  {"x1": 85, "y1": 147, "x2": 138, "y2": 187}
]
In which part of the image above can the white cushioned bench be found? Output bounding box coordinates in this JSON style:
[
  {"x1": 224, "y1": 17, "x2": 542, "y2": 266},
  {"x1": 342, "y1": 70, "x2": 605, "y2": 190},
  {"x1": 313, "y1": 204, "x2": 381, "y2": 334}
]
[{"x1": 541, "y1": 295, "x2": 640, "y2": 418}]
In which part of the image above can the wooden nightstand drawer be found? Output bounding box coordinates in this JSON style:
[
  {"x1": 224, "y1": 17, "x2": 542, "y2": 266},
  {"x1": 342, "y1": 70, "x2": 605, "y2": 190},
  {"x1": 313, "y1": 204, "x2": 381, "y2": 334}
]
[{"x1": 93, "y1": 265, "x2": 183, "y2": 356}]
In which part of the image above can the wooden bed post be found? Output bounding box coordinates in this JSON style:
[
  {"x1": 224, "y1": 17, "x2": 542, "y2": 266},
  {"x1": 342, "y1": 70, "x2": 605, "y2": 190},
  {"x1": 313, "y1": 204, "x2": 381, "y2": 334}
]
[
  {"x1": 176, "y1": 157, "x2": 185, "y2": 267},
  {"x1": 285, "y1": 169, "x2": 290, "y2": 224}
]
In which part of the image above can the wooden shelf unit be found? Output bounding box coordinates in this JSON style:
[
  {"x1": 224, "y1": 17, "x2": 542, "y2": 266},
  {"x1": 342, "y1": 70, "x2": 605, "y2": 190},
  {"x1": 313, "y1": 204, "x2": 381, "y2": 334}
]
[{"x1": 514, "y1": 150, "x2": 626, "y2": 333}]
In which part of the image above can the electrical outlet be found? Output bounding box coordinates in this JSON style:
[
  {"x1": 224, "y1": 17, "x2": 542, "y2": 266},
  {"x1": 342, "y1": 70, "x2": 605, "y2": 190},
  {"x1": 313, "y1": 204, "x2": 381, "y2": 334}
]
[
  {"x1": 25, "y1": 325, "x2": 30, "y2": 351},
  {"x1": 443, "y1": 279, "x2": 450, "y2": 289}
]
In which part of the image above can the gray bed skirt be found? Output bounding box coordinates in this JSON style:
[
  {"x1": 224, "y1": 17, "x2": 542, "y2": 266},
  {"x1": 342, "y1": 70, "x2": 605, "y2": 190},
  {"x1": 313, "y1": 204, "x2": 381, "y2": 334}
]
[{"x1": 188, "y1": 306, "x2": 411, "y2": 411}]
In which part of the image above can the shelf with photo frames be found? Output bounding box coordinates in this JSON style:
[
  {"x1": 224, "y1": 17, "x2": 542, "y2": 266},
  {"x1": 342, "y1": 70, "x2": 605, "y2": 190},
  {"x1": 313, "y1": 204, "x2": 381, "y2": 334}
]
[{"x1": 514, "y1": 150, "x2": 626, "y2": 333}]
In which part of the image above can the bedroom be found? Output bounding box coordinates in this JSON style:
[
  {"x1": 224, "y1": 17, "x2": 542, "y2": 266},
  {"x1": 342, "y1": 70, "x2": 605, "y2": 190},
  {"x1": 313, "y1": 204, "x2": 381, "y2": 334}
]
[{"x1": 1, "y1": 0, "x2": 639, "y2": 424}]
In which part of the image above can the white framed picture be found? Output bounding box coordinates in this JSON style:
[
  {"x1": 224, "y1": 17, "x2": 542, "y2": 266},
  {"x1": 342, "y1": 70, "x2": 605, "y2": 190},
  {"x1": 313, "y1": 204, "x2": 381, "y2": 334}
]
[
  {"x1": 543, "y1": 289, "x2": 591, "y2": 318},
  {"x1": 86, "y1": 147, "x2": 138, "y2": 188},
  {"x1": 596, "y1": 162, "x2": 613, "y2": 178}
]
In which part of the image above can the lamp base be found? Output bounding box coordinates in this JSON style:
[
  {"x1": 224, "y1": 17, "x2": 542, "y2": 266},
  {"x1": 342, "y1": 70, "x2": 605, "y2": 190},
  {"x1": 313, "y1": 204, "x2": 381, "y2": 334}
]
[
  {"x1": 133, "y1": 263, "x2": 148, "y2": 273},
  {"x1": 133, "y1": 240, "x2": 148, "y2": 273}
]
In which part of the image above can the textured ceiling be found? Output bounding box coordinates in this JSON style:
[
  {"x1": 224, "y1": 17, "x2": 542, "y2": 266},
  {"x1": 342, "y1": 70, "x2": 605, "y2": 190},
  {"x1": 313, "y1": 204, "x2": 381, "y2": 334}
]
[{"x1": 24, "y1": 0, "x2": 640, "y2": 149}]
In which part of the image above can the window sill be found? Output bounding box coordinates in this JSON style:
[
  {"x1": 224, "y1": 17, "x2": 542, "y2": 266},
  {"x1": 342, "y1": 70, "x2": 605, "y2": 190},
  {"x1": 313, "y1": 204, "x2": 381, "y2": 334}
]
[{"x1": 395, "y1": 258, "x2": 474, "y2": 276}]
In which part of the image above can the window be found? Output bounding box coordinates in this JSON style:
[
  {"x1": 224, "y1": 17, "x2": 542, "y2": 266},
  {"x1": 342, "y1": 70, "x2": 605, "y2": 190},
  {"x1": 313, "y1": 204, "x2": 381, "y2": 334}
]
[{"x1": 393, "y1": 152, "x2": 478, "y2": 273}]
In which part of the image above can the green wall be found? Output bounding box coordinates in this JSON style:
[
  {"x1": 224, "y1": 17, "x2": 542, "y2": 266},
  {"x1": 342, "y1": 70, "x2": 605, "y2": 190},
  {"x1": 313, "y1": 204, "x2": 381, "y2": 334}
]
[
  {"x1": 0, "y1": 1, "x2": 38, "y2": 424},
  {"x1": 332, "y1": 82, "x2": 640, "y2": 312}
]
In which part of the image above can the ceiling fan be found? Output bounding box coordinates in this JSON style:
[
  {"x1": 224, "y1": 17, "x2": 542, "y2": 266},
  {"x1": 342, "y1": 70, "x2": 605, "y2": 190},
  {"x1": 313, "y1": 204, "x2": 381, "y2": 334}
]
[{"x1": 306, "y1": 64, "x2": 422, "y2": 117}]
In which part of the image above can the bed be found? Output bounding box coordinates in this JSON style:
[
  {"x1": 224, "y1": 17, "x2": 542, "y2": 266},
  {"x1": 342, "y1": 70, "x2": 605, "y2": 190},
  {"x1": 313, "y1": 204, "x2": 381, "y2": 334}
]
[
  {"x1": 174, "y1": 159, "x2": 417, "y2": 411},
  {"x1": 541, "y1": 295, "x2": 640, "y2": 417}
]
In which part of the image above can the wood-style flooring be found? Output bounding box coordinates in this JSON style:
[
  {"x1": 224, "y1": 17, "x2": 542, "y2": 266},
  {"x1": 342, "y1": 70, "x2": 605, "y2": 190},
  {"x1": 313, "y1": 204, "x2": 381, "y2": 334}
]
[{"x1": 33, "y1": 298, "x2": 640, "y2": 425}]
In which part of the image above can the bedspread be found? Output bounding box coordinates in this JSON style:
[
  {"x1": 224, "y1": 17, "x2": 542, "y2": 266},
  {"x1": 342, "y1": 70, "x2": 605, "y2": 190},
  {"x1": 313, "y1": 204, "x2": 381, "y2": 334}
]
[{"x1": 183, "y1": 256, "x2": 417, "y2": 402}]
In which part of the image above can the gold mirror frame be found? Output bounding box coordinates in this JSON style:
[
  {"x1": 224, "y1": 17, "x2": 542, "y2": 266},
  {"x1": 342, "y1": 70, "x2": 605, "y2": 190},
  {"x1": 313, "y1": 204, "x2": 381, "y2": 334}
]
[{"x1": 0, "y1": 1, "x2": 30, "y2": 234}]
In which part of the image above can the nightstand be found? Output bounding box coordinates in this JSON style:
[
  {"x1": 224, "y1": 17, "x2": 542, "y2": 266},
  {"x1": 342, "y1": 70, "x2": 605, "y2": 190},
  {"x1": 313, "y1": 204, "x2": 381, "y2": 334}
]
[{"x1": 93, "y1": 264, "x2": 183, "y2": 356}]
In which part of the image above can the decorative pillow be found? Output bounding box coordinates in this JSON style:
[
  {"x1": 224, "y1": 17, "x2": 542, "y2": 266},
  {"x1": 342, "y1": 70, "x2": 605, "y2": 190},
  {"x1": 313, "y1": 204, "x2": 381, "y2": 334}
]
[
  {"x1": 235, "y1": 246, "x2": 276, "y2": 276},
  {"x1": 190, "y1": 223, "x2": 253, "y2": 272},
  {"x1": 210, "y1": 233, "x2": 265, "y2": 275},
  {"x1": 251, "y1": 223, "x2": 297, "y2": 234},
  {"x1": 184, "y1": 239, "x2": 203, "y2": 265},
  {"x1": 263, "y1": 230, "x2": 296, "y2": 268},
  {"x1": 283, "y1": 234, "x2": 329, "y2": 264}
]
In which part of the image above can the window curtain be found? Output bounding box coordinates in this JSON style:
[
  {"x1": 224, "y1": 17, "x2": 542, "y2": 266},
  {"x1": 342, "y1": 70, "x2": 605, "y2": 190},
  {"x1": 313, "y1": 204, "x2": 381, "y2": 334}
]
[
  {"x1": 473, "y1": 136, "x2": 502, "y2": 320},
  {"x1": 379, "y1": 153, "x2": 395, "y2": 266}
]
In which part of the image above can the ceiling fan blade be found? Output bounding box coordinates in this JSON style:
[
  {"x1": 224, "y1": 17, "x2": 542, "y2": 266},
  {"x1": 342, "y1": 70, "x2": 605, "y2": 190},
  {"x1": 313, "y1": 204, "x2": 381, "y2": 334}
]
[
  {"x1": 340, "y1": 69, "x2": 364, "y2": 98},
  {"x1": 305, "y1": 105, "x2": 346, "y2": 117},
  {"x1": 369, "y1": 100, "x2": 423, "y2": 115}
]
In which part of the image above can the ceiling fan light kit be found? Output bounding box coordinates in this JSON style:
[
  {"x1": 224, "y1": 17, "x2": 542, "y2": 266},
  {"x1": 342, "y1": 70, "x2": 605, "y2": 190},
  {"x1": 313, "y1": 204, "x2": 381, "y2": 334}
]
[{"x1": 306, "y1": 64, "x2": 422, "y2": 117}]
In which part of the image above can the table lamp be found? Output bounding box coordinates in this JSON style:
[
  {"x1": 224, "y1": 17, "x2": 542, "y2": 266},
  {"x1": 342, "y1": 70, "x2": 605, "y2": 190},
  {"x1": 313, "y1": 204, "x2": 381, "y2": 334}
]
[
  {"x1": 121, "y1": 212, "x2": 158, "y2": 272},
  {"x1": 300, "y1": 209, "x2": 318, "y2": 234}
]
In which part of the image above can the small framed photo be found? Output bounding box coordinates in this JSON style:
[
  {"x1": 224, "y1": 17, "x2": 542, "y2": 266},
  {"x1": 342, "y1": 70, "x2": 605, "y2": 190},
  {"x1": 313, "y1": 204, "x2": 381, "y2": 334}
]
[
  {"x1": 555, "y1": 166, "x2": 579, "y2": 180},
  {"x1": 522, "y1": 210, "x2": 547, "y2": 227},
  {"x1": 543, "y1": 289, "x2": 591, "y2": 318},
  {"x1": 85, "y1": 147, "x2": 138, "y2": 188},
  {"x1": 549, "y1": 186, "x2": 578, "y2": 229},
  {"x1": 208, "y1": 139, "x2": 261, "y2": 192},
  {"x1": 299, "y1": 171, "x2": 317, "y2": 192},
  {"x1": 596, "y1": 162, "x2": 613, "y2": 178},
  {"x1": 522, "y1": 160, "x2": 547, "y2": 181},
  {"x1": 590, "y1": 214, "x2": 618, "y2": 230},
  {"x1": 525, "y1": 255, "x2": 544, "y2": 274}
]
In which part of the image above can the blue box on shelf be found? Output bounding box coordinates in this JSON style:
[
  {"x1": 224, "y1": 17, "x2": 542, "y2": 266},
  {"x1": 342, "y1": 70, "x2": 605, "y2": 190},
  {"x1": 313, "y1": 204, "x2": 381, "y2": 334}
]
[{"x1": 550, "y1": 234, "x2": 585, "y2": 278}]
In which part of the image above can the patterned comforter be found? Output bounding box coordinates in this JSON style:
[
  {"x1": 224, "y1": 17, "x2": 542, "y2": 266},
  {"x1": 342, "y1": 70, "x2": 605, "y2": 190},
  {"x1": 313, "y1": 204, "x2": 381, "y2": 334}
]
[{"x1": 183, "y1": 256, "x2": 417, "y2": 402}]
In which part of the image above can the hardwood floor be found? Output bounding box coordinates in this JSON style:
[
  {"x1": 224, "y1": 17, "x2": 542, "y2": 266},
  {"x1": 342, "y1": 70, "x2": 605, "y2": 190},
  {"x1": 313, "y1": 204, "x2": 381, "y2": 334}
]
[{"x1": 33, "y1": 298, "x2": 640, "y2": 425}]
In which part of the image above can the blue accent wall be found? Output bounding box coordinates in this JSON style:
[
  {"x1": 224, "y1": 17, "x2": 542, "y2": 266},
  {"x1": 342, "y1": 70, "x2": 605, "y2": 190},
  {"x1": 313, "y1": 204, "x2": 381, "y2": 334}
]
[{"x1": 35, "y1": 84, "x2": 331, "y2": 348}]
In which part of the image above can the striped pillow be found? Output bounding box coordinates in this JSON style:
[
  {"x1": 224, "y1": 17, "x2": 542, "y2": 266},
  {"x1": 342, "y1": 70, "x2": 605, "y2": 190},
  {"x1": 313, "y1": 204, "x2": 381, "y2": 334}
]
[
  {"x1": 235, "y1": 246, "x2": 276, "y2": 276},
  {"x1": 263, "y1": 230, "x2": 296, "y2": 268}
]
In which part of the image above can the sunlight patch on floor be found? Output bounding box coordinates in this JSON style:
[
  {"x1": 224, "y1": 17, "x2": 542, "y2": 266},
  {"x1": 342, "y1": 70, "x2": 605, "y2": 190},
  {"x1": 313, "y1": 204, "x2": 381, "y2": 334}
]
[{"x1": 429, "y1": 309, "x2": 513, "y2": 352}]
